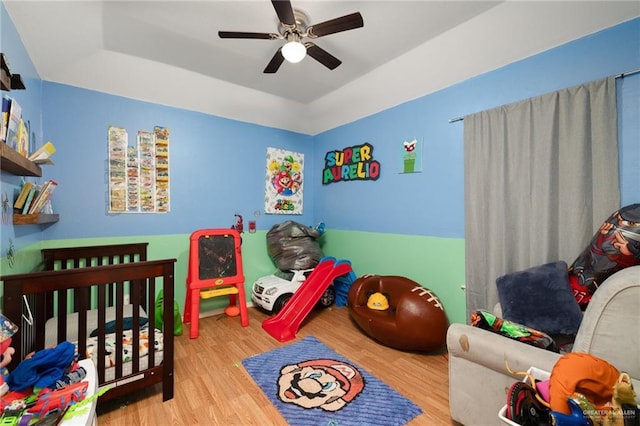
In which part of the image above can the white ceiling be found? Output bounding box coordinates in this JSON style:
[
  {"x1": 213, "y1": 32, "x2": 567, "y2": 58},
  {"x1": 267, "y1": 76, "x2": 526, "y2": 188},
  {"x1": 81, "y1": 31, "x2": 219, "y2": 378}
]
[{"x1": 4, "y1": 1, "x2": 639, "y2": 135}]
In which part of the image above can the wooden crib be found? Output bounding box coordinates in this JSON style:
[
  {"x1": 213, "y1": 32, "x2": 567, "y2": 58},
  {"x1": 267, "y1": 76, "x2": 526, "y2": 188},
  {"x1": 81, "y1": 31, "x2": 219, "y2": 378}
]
[{"x1": 0, "y1": 243, "x2": 176, "y2": 402}]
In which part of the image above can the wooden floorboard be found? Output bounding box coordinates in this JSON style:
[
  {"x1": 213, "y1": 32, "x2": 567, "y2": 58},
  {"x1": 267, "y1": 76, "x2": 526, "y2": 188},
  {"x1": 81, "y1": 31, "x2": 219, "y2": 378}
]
[{"x1": 97, "y1": 306, "x2": 454, "y2": 425}]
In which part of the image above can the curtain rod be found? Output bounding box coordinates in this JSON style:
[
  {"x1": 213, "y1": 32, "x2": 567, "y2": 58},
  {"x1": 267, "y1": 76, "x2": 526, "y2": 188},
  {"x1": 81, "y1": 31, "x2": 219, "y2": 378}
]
[
  {"x1": 616, "y1": 67, "x2": 640, "y2": 78},
  {"x1": 448, "y1": 68, "x2": 640, "y2": 124}
]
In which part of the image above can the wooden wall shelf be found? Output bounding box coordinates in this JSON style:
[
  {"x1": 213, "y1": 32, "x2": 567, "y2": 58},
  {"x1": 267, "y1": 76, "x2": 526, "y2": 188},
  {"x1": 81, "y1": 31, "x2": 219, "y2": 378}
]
[
  {"x1": 13, "y1": 213, "x2": 59, "y2": 225},
  {"x1": 1, "y1": 53, "x2": 25, "y2": 91},
  {"x1": 1, "y1": 142, "x2": 42, "y2": 176}
]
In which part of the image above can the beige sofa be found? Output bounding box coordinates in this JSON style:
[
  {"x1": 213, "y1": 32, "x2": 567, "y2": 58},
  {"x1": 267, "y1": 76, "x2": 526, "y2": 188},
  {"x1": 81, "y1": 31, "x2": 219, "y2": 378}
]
[{"x1": 447, "y1": 265, "x2": 640, "y2": 426}]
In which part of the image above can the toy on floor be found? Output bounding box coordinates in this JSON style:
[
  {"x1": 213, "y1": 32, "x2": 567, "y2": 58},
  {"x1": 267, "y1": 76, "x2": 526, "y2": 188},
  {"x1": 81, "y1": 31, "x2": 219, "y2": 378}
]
[
  {"x1": 184, "y1": 228, "x2": 248, "y2": 339},
  {"x1": 262, "y1": 257, "x2": 354, "y2": 342},
  {"x1": 348, "y1": 275, "x2": 449, "y2": 352},
  {"x1": 255, "y1": 221, "x2": 349, "y2": 315},
  {"x1": 225, "y1": 305, "x2": 240, "y2": 317},
  {"x1": 252, "y1": 267, "x2": 340, "y2": 314}
]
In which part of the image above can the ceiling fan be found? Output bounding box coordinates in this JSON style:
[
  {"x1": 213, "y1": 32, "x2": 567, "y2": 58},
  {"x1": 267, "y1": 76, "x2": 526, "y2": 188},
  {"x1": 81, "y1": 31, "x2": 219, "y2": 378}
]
[{"x1": 218, "y1": 0, "x2": 364, "y2": 73}]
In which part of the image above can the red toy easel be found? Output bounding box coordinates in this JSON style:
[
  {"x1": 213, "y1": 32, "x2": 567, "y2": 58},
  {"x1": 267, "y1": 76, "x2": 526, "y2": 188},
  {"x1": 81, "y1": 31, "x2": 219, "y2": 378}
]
[{"x1": 183, "y1": 229, "x2": 248, "y2": 339}]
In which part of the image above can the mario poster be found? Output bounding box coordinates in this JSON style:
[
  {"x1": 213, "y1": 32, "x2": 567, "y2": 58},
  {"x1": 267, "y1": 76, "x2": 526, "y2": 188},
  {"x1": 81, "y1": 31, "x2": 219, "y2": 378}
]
[{"x1": 265, "y1": 147, "x2": 304, "y2": 214}]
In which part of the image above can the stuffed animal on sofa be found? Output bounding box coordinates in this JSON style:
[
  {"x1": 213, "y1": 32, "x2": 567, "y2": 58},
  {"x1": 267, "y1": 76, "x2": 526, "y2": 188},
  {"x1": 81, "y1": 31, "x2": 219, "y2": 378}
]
[
  {"x1": 568, "y1": 203, "x2": 640, "y2": 309},
  {"x1": 603, "y1": 372, "x2": 638, "y2": 426}
]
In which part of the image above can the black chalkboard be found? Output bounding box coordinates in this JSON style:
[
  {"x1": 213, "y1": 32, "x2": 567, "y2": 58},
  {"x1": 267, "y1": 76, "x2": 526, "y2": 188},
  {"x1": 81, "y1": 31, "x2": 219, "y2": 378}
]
[{"x1": 197, "y1": 234, "x2": 238, "y2": 280}]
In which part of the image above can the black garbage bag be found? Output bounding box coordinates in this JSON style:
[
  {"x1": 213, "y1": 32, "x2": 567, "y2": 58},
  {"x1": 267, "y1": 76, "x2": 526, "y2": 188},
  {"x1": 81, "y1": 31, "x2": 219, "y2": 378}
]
[{"x1": 267, "y1": 221, "x2": 324, "y2": 271}]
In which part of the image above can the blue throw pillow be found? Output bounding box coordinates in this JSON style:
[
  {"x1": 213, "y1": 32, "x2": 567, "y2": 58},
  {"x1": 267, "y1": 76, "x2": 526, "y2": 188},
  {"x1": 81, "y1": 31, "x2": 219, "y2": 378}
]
[{"x1": 496, "y1": 261, "x2": 583, "y2": 335}]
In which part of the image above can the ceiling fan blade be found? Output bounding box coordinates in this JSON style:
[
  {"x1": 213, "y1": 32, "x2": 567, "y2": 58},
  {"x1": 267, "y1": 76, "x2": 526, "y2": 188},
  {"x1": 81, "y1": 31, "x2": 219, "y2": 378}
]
[
  {"x1": 305, "y1": 43, "x2": 342, "y2": 70},
  {"x1": 271, "y1": 0, "x2": 296, "y2": 26},
  {"x1": 264, "y1": 49, "x2": 285, "y2": 73},
  {"x1": 307, "y1": 12, "x2": 364, "y2": 38},
  {"x1": 218, "y1": 31, "x2": 278, "y2": 40}
]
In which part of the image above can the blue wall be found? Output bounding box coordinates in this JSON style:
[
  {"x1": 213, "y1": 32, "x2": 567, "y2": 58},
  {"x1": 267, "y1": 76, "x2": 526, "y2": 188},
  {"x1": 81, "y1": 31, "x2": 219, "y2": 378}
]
[
  {"x1": 618, "y1": 72, "x2": 640, "y2": 207},
  {"x1": 40, "y1": 85, "x2": 315, "y2": 240},
  {"x1": 4, "y1": 13, "x2": 637, "y2": 246},
  {"x1": 313, "y1": 18, "x2": 640, "y2": 238}
]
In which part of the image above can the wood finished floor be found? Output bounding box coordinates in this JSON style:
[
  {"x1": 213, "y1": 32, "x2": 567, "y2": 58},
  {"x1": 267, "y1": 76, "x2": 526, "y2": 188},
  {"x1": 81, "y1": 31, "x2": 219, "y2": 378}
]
[{"x1": 96, "y1": 306, "x2": 453, "y2": 425}]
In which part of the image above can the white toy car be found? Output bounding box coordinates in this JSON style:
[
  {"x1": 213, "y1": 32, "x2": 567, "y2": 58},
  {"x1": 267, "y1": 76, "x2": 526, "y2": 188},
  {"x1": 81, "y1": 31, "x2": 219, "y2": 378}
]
[{"x1": 252, "y1": 268, "x2": 335, "y2": 314}]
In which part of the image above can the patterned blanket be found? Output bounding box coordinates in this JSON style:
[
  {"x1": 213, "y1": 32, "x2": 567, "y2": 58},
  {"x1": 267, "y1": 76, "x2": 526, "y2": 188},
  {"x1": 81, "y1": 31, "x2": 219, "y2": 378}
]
[{"x1": 77, "y1": 324, "x2": 163, "y2": 367}]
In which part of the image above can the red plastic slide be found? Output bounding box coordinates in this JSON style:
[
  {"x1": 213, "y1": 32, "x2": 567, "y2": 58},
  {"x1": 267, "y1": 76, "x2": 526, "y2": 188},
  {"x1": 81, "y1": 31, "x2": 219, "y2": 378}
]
[{"x1": 262, "y1": 257, "x2": 353, "y2": 342}]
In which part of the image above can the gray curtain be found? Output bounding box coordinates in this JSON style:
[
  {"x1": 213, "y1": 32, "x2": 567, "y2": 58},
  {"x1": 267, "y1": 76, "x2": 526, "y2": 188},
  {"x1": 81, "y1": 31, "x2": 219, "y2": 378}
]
[{"x1": 463, "y1": 77, "x2": 619, "y2": 321}]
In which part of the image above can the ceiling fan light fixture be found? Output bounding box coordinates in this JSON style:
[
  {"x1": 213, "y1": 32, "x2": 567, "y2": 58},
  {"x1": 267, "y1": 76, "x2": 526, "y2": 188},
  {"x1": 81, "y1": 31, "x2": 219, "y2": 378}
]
[
  {"x1": 282, "y1": 35, "x2": 306, "y2": 63},
  {"x1": 220, "y1": 2, "x2": 363, "y2": 73}
]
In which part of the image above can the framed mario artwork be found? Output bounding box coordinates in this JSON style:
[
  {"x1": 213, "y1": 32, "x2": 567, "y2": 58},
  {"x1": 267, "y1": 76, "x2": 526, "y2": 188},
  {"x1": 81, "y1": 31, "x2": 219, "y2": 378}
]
[{"x1": 265, "y1": 147, "x2": 304, "y2": 214}]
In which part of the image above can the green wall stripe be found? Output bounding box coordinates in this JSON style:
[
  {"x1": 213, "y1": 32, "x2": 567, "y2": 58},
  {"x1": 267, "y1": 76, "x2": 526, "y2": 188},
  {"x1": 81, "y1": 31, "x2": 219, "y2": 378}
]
[
  {"x1": 321, "y1": 230, "x2": 466, "y2": 324},
  {"x1": 3, "y1": 229, "x2": 467, "y2": 326}
]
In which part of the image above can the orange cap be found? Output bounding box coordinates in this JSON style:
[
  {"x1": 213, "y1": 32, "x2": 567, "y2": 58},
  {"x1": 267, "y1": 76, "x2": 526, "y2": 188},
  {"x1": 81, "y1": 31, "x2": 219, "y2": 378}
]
[{"x1": 549, "y1": 352, "x2": 620, "y2": 414}]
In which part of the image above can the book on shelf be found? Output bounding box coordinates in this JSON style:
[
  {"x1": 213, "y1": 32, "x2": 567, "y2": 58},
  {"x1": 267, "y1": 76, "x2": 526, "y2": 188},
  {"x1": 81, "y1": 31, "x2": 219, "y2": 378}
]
[
  {"x1": 21, "y1": 184, "x2": 38, "y2": 215},
  {"x1": 28, "y1": 141, "x2": 56, "y2": 162},
  {"x1": 27, "y1": 179, "x2": 57, "y2": 215},
  {"x1": 0, "y1": 94, "x2": 10, "y2": 144},
  {"x1": 5, "y1": 96, "x2": 21, "y2": 150},
  {"x1": 16, "y1": 118, "x2": 28, "y2": 156},
  {"x1": 13, "y1": 181, "x2": 33, "y2": 210}
]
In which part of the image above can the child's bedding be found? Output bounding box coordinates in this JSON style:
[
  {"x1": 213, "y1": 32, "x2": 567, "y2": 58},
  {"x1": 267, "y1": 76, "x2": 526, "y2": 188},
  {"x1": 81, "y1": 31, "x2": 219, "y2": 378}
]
[
  {"x1": 44, "y1": 304, "x2": 147, "y2": 345},
  {"x1": 44, "y1": 305, "x2": 164, "y2": 382},
  {"x1": 83, "y1": 323, "x2": 163, "y2": 368}
]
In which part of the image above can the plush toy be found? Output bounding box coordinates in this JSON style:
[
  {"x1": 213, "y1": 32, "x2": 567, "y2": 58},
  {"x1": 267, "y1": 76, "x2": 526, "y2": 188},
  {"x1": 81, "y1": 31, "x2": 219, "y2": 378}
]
[
  {"x1": 550, "y1": 359, "x2": 639, "y2": 426},
  {"x1": 603, "y1": 372, "x2": 638, "y2": 426}
]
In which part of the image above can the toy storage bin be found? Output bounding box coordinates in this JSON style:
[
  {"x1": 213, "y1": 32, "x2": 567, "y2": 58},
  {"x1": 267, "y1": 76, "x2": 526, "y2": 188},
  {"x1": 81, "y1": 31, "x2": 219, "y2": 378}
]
[{"x1": 498, "y1": 367, "x2": 550, "y2": 426}]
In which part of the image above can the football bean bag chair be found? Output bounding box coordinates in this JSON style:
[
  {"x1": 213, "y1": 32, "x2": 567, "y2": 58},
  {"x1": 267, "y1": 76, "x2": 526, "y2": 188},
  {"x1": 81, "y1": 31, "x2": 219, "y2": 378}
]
[{"x1": 347, "y1": 275, "x2": 448, "y2": 352}]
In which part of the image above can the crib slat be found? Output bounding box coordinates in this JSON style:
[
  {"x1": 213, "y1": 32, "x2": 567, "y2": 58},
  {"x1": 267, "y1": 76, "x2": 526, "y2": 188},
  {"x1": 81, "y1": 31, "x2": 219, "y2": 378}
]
[
  {"x1": 34, "y1": 292, "x2": 46, "y2": 353},
  {"x1": 114, "y1": 280, "x2": 124, "y2": 379},
  {"x1": 76, "y1": 286, "x2": 88, "y2": 363},
  {"x1": 148, "y1": 277, "x2": 156, "y2": 368},
  {"x1": 56, "y1": 289, "x2": 68, "y2": 344},
  {"x1": 96, "y1": 283, "x2": 106, "y2": 384},
  {"x1": 131, "y1": 277, "x2": 141, "y2": 374}
]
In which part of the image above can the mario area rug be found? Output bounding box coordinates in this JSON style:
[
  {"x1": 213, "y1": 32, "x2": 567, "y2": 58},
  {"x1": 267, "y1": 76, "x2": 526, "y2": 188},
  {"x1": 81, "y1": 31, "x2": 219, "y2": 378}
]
[{"x1": 242, "y1": 336, "x2": 423, "y2": 426}]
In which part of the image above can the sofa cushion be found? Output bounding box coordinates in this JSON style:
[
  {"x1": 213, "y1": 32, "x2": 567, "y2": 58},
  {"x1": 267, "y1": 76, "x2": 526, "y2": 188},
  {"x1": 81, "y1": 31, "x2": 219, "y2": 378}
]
[{"x1": 496, "y1": 261, "x2": 583, "y2": 335}]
